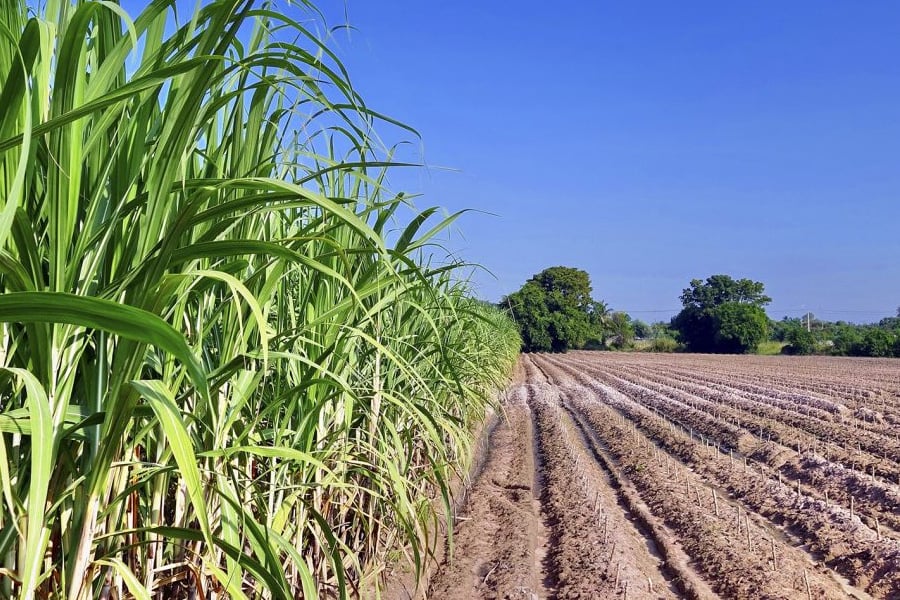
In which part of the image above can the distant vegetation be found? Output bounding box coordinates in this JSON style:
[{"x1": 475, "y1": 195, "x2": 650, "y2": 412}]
[
  {"x1": 670, "y1": 275, "x2": 771, "y2": 354},
  {"x1": 503, "y1": 269, "x2": 773, "y2": 355},
  {"x1": 503, "y1": 266, "x2": 671, "y2": 353},
  {"x1": 773, "y1": 312, "x2": 900, "y2": 358},
  {"x1": 502, "y1": 266, "x2": 609, "y2": 352},
  {"x1": 505, "y1": 269, "x2": 899, "y2": 358}
]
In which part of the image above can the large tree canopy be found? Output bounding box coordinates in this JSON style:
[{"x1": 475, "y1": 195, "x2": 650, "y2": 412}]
[
  {"x1": 503, "y1": 266, "x2": 607, "y2": 352},
  {"x1": 672, "y1": 274, "x2": 771, "y2": 353},
  {"x1": 679, "y1": 275, "x2": 771, "y2": 309}
]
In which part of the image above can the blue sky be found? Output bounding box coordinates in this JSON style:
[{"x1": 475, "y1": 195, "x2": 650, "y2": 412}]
[
  {"x1": 312, "y1": 1, "x2": 900, "y2": 322},
  {"x1": 119, "y1": 1, "x2": 900, "y2": 322}
]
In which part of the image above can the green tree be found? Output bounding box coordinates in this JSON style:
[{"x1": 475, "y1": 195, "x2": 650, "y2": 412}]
[
  {"x1": 587, "y1": 299, "x2": 611, "y2": 347},
  {"x1": 770, "y1": 317, "x2": 800, "y2": 342},
  {"x1": 671, "y1": 306, "x2": 718, "y2": 352},
  {"x1": 507, "y1": 282, "x2": 553, "y2": 352},
  {"x1": 503, "y1": 266, "x2": 605, "y2": 352},
  {"x1": 632, "y1": 319, "x2": 651, "y2": 339},
  {"x1": 671, "y1": 274, "x2": 771, "y2": 353},
  {"x1": 607, "y1": 311, "x2": 635, "y2": 349},
  {"x1": 712, "y1": 303, "x2": 769, "y2": 353},
  {"x1": 679, "y1": 275, "x2": 771, "y2": 309},
  {"x1": 784, "y1": 326, "x2": 817, "y2": 355},
  {"x1": 649, "y1": 321, "x2": 676, "y2": 339},
  {"x1": 877, "y1": 315, "x2": 900, "y2": 330},
  {"x1": 852, "y1": 328, "x2": 896, "y2": 357},
  {"x1": 533, "y1": 266, "x2": 596, "y2": 311},
  {"x1": 831, "y1": 323, "x2": 863, "y2": 355}
]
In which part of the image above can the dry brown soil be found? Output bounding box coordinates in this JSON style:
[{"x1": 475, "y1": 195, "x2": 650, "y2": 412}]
[{"x1": 423, "y1": 353, "x2": 900, "y2": 600}]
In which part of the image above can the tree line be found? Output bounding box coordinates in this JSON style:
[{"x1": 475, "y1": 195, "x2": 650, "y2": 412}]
[
  {"x1": 503, "y1": 267, "x2": 899, "y2": 357},
  {"x1": 773, "y1": 313, "x2": 900, "y2": 357}
]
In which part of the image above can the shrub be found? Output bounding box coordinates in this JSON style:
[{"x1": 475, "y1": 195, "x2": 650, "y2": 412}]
[{"x1": 649, "y1": 336, "x2": 680, "y2": 352}]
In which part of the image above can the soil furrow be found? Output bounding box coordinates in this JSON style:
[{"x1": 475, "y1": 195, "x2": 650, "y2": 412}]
[
  {"x1": 544, "y1": 353, "x2": 900, "y2": 536},
  {"x1": 558, "y1": 401, "x2": 717, "y2": 599},
  {"x1": 421, "y1": 353, "x2": 900, "y2": 600},
  {"x1": 428, "y1": 385, "x2": 543, "y2": 600},
  {"x1": 534, "y1": 355, "x2": 898, "y2": 598},
  {"x1": 527, "y1": 383, "x2": 682, "y2": 599}
]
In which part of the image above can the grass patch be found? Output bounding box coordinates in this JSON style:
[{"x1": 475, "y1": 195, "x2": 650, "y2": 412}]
[{"x1": 757, "y1": 341, "x2": 788, "y2": 355}]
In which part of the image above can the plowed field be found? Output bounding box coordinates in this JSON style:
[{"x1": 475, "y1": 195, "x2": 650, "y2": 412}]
[{"x1": 427, "y1": 352, "x2": 900, "y2": 599}]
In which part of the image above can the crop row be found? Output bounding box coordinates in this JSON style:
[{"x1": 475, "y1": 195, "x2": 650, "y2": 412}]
[
  {"x1": 576, "y1": 352, "x2": 900, "y2": 415},
  {"x1": 542, "y1": 355, "x2": 900, "y2": 536},
  {"x1": 619, "y1": 361, "x2": 900, "y2": 436},
  {"x1": 558, "y1": 354, "x2": 900, "y2": 484},
  {"x1": 536, "y1": 356, "x2": 900, "y2": 597},
  {"x1": 528, "y1": 384, "x2": 671, "y2": 598},
  {"x1": 534, "y1": 355, "x2": 900, "y2": 598},
  {"x1": 532, "y1": 364, "x2": 849, "y2": 598}
]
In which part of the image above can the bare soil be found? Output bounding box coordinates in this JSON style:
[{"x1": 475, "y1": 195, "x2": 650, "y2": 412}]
[
  {"x1": 428, "y1": 385, "x2": 543, "y2": 599},
  {"x1": 420, "y1": 353, "x2": 900, "y2": 600},
  {"x1": 428, "y1": 365, "x2": 692, "y2": 599}
]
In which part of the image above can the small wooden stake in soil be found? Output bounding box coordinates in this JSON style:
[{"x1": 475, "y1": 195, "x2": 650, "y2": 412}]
[
  {"x1": 804, "y1": 569, "x2": 812, "y2": 600},
  {"x1": 746, "y1": 515, "x2": 752, "y2": 551},
  {"x1": 713, "y1": 490, "x2": 720, "y2": 517},
  {"x1": 771, "y1": 537, "x2": 777, "y2": 572},
  {"x1": 850, "y1": 496, "x2": 855, "y2": 520}
]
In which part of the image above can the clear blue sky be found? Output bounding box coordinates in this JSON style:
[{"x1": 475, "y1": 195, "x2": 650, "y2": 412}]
[
  {"x1": 313, "y1": 1, "x2": 900, "y2": 323},
  {"x1": 120, "y1": 1, "x2": 900, "y2": 322}
]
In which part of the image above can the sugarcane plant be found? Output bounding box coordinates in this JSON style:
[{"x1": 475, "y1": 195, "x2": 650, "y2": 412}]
[{"x1": 0, "y1": 0, "x2": 520, "y2": 598}]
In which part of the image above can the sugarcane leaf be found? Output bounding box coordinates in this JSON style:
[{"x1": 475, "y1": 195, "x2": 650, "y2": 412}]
[{"x1": 0, "y1": 292, "x2": 207, "y2": 400}]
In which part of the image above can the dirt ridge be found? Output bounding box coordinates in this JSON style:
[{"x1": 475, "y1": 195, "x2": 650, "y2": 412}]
[{"x1": 410, "y1": 353, "x2": 900, "y2": 600}]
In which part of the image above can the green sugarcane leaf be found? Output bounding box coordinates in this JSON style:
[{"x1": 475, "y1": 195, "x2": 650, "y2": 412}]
[
  {"x1": 131, "y1": 380, "x2": 212, "y2": 547},
  {"x1": 94, "y1": 559, "x2": 150, "y2": 600},
  {"x1": 0, "y1": 405, "x2": 102, "y2": 439},
  {"x1": 0, "y1": 292, "x2": 207, "y2": 400},
  {"x1": 0, "y1": 368, "x2": 52, "y2": 600}
]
